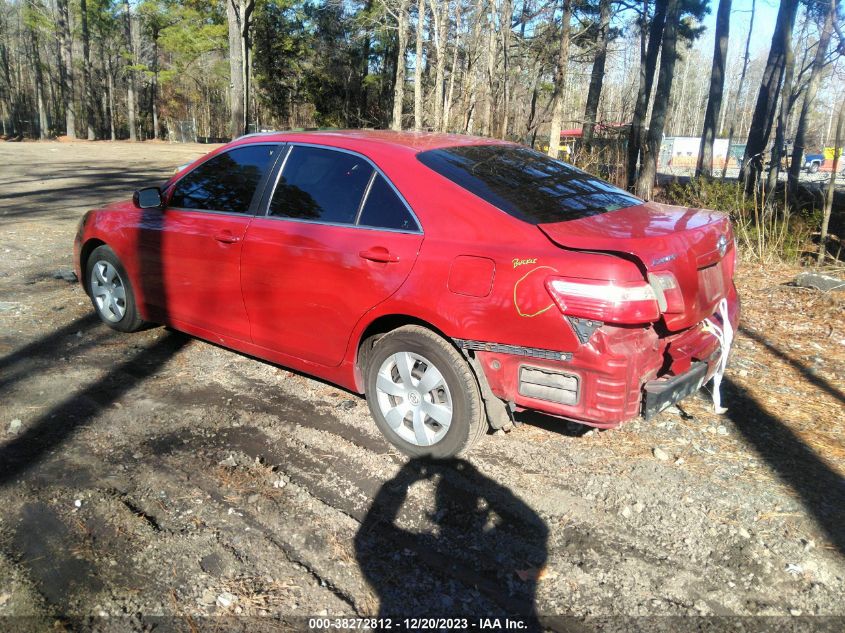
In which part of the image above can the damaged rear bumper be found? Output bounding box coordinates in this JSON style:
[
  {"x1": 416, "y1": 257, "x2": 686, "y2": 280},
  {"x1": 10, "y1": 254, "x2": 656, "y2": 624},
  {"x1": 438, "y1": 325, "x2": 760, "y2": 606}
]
[
  {"x1": 472, "y1": 284, "x2": 740, "y2": 428},
  {"x1": 642, "y1": 361, "x2": 708, "y2": 419}
]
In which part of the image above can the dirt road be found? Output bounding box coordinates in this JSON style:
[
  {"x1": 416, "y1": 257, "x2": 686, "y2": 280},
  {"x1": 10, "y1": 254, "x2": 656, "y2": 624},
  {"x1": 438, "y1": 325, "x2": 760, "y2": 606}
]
[{"x1": 1, "y1": 141, "x2": 844, "y2": 631}]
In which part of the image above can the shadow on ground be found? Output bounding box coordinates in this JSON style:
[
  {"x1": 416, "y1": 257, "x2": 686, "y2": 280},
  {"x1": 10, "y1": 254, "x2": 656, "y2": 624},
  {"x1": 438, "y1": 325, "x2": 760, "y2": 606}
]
[
  {"x1": 355, "y1": 458, "x2": 548, "y2": 622},
  {"x1": 0, "y1": 330, "x2": 187, "y2": 485},
  {"x1": 722, "y1": 375, "x2": 845, "y2": 556},
  {"x1": 739, "y1": 325, "x2": 845, "y2": 405}
]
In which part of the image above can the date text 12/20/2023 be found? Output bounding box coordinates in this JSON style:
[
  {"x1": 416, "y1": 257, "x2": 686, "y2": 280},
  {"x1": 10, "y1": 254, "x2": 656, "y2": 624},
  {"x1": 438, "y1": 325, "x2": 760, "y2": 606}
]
[{"x1": 307, "y1": 617, "x2": 530, "y2": 630}]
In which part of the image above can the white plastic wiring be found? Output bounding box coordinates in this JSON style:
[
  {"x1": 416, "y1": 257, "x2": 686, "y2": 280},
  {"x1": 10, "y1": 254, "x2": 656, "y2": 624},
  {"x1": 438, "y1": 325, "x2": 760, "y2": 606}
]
[{"x1": 701, "y1": 298, "x2": 734, "y2": 414}]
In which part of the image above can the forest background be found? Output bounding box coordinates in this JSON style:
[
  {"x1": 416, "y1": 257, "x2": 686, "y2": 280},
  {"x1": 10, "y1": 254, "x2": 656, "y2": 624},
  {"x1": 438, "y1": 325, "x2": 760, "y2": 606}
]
[{"x1": 2, "y1": 0, "x2": 844, "y2": 257}]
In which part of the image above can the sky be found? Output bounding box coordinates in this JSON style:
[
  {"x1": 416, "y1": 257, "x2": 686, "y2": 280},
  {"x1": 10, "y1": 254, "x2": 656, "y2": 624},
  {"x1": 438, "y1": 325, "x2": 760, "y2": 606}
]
[{"x1": 699, "y1": 0, "x2": 782, "y2": 57}]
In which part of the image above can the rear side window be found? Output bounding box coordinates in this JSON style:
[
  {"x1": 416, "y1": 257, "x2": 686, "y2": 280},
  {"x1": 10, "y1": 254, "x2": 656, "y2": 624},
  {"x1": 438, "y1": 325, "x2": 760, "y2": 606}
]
[
  {"x1": 417, "y1": 145, "x2": 641, "y2": 224},
  {"x1": 169, "y1": 144, "x2": 278, "y2": 214},
  {"x1": 358, "y1": 175, "x2": 416, "y2": 231},
  {"x1": 270, "y1": 146, "x2": 373, "y2": 224}
]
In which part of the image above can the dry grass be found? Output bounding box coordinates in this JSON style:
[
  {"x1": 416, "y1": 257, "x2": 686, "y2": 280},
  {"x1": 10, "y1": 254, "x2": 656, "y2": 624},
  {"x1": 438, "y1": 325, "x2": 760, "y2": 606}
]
[
  {"x1": 213, "y1": 460, "x2": 286, "y2": 504},
  {"x1": 733, "y1": 262, "x2": 845, "y2": 465},
  {"x1": 216, "y1": 575, "x2": 299, "y2": 615}
]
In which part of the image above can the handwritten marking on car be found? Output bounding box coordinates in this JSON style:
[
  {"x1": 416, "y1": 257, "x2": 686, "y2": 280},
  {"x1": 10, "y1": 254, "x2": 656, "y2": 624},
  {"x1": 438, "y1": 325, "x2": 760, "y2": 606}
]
[
  {"x1": 512, "y1": 257, "x2": 538, "y2": 269},
  {"x1": 513, "y1": 266, "x2": 557, "y2": 318}
]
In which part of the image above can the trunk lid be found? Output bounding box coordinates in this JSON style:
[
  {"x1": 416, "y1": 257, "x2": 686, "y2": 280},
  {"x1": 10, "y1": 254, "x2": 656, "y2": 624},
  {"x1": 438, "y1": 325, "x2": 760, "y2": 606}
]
[{"x1": 538, "y1": 202, "x2": 735, "y2": 331}]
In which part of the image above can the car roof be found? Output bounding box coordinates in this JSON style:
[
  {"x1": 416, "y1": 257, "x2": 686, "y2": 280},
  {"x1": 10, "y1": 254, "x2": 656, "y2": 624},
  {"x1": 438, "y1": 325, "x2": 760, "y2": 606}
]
[{"x1": 233, "y1": 129, "x2": 514, "y2": 154}]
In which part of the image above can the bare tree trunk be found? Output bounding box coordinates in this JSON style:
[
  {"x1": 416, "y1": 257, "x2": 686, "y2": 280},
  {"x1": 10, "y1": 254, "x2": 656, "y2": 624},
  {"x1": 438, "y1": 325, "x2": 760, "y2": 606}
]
[
  {"x1": 462, "y1": 0, "x2": 484, "y2": 134},
  {"x1": 242, "y1": 21, "x2": 249, "y2": 134},
  {"x1": 152, "y1": 58, "x2": 159, "y2": 138},
  {"x1": 740, "y1": 0, "x2": 799, "y2": 191},
  {"x1": 413, "y1": 0, "x2": 425, "y2": 130},
  {"x1": 788, "y1": 0, "x2": 834, "y2": 191},
  {"x1": 722, "y1": 0, "x2": 755, "y2": 178},
  {"x1": 765, "y1": 17, "x2": 796, "y2": 196},
  {"x1": 626, "y1": 0, "x2": 667, "y2": 189},
  {"x1": 483, "y1": 13, "x2": 495, "y2": 136},
  {"x1": 499, "y1": 0, "x2": 513, "y2": 138},
  {"x1": 443, "y1": 0, "x2": 462, "y2": 132},
  {"x1": 818, "y1": 103, "x2": 843, "y2": 263},
  {"x1": 242, "y1": 1, "x2": 254, "y2": 134},
  {"x1": 0, "y1": 28, "x2": 12, "y2": 135},
  {"x1": 0, "y1": 4, "x2": 14, "y2": 137},
  {"x1": 547, "y1": 0, "x2": 572, "y2": 159},
  {"x1": 123, "y1": 0, "x2": 137, "y2": 141},
  {"x1": 29, "y1": 27, "x2": 48, "y2": 140},
  {"x1": 690, "y1": 73, "x2": 705, "y2": 136},
  {"x1": 227, "y1": 0, "x2": 244, "y2": 138},
  {"x1": 524, "y1": 56, "x2": 542, "y2": 143},
  {"x1": 582, "y1": 0, "x2": 611, "y2": 149},
  {"x1": 696, "y1": 0, "x2": 731, "y2": 177},
  {"x1": 428, "y1": 0, "x2": 448, "y2": 131},
  {"x1": 81, "y1": 0, "x2": 95, "y2": 140},
  {"x1": 672, "y1": 48, "x2": 691, "y2": 136},
  {"x1": 106, "y1": 52, "x2": 116, "y2": 141},
  {"x1": 391, "y1": 0, "x2": 409, "y2": 131},
  {"x1": 358, "y1": 0, "x2": 374, "y2": 124},
  {"x1": 57, "y1": 0, "x2": 75, "y2": 138},
  {"x1": 226, "y1": 0, "x2": 254, "y2": 138},
  {"x1": 636, "y1": 0, "x2": 680, "y2": 199}
]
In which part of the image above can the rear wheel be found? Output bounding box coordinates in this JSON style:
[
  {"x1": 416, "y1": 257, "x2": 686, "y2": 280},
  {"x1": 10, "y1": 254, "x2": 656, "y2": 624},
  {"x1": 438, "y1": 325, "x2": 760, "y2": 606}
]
[
  {"x1": 364, "y1": 325, "x2": 486, "y2": 458},
  {"x1": 809, "y1": 162, "x2": 820, "y2": 174},
  {"x1": 85, "y1": 245, "x2": 144, "y2": 332}
]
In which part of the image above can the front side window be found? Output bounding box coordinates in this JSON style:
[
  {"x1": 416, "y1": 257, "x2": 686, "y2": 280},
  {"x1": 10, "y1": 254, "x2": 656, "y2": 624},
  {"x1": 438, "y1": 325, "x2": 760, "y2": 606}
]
[
  {"x1": 417, "y1": 145, "x2": 641, "y2": 224},
  {"x1": 169, "y1": 144, "x2": 278, "y2": 214},
  {"x1": 270, "y1": 146, "x2": 373, "y2": 224}
]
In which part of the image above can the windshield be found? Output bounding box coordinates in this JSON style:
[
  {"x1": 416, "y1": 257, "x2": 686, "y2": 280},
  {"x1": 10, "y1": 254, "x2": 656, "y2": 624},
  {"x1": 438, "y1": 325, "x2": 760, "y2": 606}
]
[{"x1": 417, "y1": 144, "x2": 642, "y2": 224}]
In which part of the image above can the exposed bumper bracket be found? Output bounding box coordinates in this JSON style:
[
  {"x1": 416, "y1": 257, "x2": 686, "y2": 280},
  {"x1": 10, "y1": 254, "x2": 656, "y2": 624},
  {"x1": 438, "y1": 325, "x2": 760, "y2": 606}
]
[
  {"x1": 642, "y1": 361, "x2": 708, "y2": 420},
  {"x1": 460, "y1": 350, "x2": 513, "y2": 431}
]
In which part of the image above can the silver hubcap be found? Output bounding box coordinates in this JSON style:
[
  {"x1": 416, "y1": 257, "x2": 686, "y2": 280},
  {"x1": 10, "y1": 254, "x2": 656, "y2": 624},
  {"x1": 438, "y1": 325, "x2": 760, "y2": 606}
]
[
  {"x1": 375, "y1": 351, "x2": 453, "y2": 447},
  {"x1": 90, "y1": 260, "x2": 127, "y2": 323}
]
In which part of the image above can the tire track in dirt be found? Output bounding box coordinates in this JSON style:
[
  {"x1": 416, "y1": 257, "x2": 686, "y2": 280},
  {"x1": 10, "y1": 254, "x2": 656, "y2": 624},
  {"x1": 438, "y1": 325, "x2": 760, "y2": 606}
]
[
  {"x1": 141, "y1": 426, "x2": 535, "y2": 616},
  {"x1": 156, "y1": 372, "x2": 708, "y2": 581},
  {"x1": 137, "y1": 419, "x2": 731, "y2": 622}
]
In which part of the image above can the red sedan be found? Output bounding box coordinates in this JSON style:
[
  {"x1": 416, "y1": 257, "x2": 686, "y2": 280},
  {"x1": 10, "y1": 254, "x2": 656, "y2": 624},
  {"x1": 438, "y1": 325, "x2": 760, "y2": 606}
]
[{"x1": 74, "y1": 131, "x2": 739, "y2": 457}]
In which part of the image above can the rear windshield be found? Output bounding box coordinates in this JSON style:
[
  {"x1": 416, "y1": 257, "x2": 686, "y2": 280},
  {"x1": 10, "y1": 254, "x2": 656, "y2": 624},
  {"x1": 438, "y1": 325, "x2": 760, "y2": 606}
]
[{"x1": 417, "y1": 145, "x2": 641, "y2": 224}]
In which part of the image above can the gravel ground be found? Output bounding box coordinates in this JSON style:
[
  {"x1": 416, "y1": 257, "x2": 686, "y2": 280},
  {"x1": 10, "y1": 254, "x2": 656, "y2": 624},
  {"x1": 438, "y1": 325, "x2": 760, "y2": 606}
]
[{"x1": 1, "y1": 140, "x2": 844, "y2": 632}]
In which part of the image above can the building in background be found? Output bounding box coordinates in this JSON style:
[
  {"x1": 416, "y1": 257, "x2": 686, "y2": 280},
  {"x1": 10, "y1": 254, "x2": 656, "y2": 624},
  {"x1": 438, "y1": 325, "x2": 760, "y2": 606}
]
[{"x1": 658, "y1": 137, "x2": 739, "y2": 170}]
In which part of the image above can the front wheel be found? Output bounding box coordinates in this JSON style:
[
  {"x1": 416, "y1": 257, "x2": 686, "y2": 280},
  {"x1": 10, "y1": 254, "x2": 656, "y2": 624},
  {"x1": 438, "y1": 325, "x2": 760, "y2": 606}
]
[
  {"x1": 85, "y1": 245, "x2": 144, "y2": 332},
  {"x1": 364, "y1": 326, "x2": 487, "y2": 458},
  {"x1": 809, "y1": 162, "x2": 820, "y2": 174}
]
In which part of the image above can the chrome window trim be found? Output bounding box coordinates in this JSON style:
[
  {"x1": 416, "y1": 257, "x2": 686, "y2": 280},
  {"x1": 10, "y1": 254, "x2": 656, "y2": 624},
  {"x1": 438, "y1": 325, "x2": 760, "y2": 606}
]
[
  {"x1": 166, "y1": 142, "x2": 282, "y2": 217},
  {"x1": 354, "y1": 170, "x2": 379, "y2": 226},
  {"x1": 262, "y1": 142, "x2": 423, "y2": 234}
]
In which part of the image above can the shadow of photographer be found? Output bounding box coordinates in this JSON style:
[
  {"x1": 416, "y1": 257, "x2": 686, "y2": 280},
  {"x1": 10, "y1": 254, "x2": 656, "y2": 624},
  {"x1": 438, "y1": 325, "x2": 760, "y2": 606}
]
[{"x1": 355, "y1": 458, "x2": 548, "y2": 625}]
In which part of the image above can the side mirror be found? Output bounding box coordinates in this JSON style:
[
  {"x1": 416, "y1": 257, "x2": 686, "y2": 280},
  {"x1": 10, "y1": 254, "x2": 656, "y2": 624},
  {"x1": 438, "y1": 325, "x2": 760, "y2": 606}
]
[{"x1": 133, "y1": 187, "x2": 163, "y2": 209}]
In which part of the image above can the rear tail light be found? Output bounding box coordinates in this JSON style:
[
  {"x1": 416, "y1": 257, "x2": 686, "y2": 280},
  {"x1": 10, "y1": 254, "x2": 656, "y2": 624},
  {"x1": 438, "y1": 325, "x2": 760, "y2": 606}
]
[
  {"x1": 648, "y1": 271, "x2": 684, "y2": 313},
  {"x1": 724, "y1": 236, "x2": 738, "y2": 279},
  {"x1": 545, "y1": 277, "x2": 660, "y2": 324}
]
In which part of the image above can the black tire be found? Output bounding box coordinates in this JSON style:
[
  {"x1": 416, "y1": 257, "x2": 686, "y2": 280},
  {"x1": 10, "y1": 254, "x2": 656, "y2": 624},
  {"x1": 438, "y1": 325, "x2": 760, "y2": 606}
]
[
  {"x1": 364, "y1": 325, "x2": 487, "y2": 458},
  {"x1": 809, "y1": 162, "x2": 819, "y2": 174},
  {"x1": 84, "y1": 245, "x2": 144, "y2": 332}
]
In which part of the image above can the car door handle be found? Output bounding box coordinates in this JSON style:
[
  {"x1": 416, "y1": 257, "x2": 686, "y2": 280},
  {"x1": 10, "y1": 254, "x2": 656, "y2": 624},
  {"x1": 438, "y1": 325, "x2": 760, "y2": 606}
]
[
  {"x1": 214, "y1": 231, "x2": 240, "y2": 244},
  {"x1": 359, "y1": 247, "x2": 399, "y2": 263}
]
